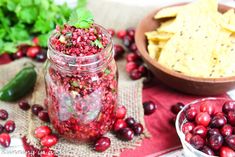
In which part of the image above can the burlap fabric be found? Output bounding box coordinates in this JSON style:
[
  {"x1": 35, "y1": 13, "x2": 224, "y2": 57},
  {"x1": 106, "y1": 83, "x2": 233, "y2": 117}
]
[{"x1": 0, "y1": 57, "x2": 149, "y2": 157}]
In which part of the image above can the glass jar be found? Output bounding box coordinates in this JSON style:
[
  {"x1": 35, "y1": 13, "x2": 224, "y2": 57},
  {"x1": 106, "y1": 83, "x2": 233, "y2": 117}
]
[{"x1": 45, "y1": 25, "x2": 118, "y2": 141}]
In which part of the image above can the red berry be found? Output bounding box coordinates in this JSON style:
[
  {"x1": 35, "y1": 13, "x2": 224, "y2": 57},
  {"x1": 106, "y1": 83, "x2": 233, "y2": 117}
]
[
  {"x1": 38, "y1": 110, "x2": 50, "y2": 122},
  {"x1": 126, "y1": 53, "x2": 140, "y2": 62},
  {"x1": 132, "y1": 123, "x2": 144, "y2": 135},
  {"x1": 129, "y1": 69, "x2": 142, "y2": 80},
  {"x1": 107, "y1": 29, "x2": 115, "y2": 37},
  {"x1": 228, "y1": 111, "x2": 235, "y2": 126},
  {"x1": 129, "y1": 43, "x2": 137, "y2": 52},
  {"x1": 34, "y1": 126, "x2": 52, "y2": 139},
  {"x1": 220, "y1": 146, "x2": 235, "y2": 157},
  {"x1": 185, "y1": 132, "x2": 193, "y2": 142},
  {"x1": 200, "y1": 102, "x2": 215, "y2": 115},
  {"x1": 123, "y1": 36, "x2": 133, "y2": 48},
  {"x1": 125, "y1": 117, "x2": 136, "y2": 127},
  {"x1": 169, "y1": 116, "x2": 176, "y2": 127},
  {"x1": 40, "y1": 135, "x2": 58, "y2": 147},
  {"x1": 195, "y1": 112, "x2": 211, "y2": 127},
  {"x1": 114, "y1": 44, "x2": 125, "y2": 60},
  {"x1": 41, "y1": 147, "x2": 55, "y2": 157},
  {"x1": 138, "y1": 65, "x2": 148, "y2": 77},
  {"x1": 26, "y1": 46, "x2": 41, "y2": 58},
  {"x1": 4, "y1": 120, "x2": 15, "y2": 133},
  {"x1": 223, "y1": 101, "x2": 235, "y2": 114},
  {"x1": 225, "y1": 135, "x2": 235, "y2": 150},
  {"x1": 117, "y1": 30, "x2": 127, "y2": 39},
  {"x1": 0, "y1": 109, "x2": 8, "y2": 120},
  {"x1": 211, "y1": 114, "x2": 227, "y2": 128},
  {"x1": 32, "y1": 104, "x2": 44, "y2": 116},
  {"x1": 190, "y1": 135, "x2": 205, "y2": 150},
  {"x1": 126, "y1": 27, "x2": 135, "y2": 40},
  {"x1": 171, "y1": 102, "x2": 185, "y2": 115},
  {"x1": 182, "y1": 122, "x2": 195, "y2": 134},
  {"x1": 117, "y1": 128, "x2": 134, "y2": 141},
  {"x1": 220, "y1": 124, "x2": 233, "y2": 137},
  {"x1": 125, "y1": 62, "x2": 138, "y2": 73},
  {"x1": 208, "y1": 128, "x2": 221, "y2": 137},
  {"x1": 115, "y1": 106, "x2": 126, "y2": 119},
  {"x1": 185, "y1": 108, "x2": 197, "y2": 121},
  {"x1": 192, "y1": 125, "x2": 207, "y2": 138},
  {"x1": 0, "y1": 133, "x2": 11, "y2": 148},
  {"x1": 0, "y1": 124, "x2": 4, "y2": 134},
  {"x1": 18, "y1": 101, "x2": 30, "y2": 111},
  {"x1": 201, "y1": 146, "x2": 215, "y2": 156},
  {"x1": 143, "y1": 101, "x2": 156, "y2": 115},
  {"x1": 35, "y1": 52, "x2": 47, "y2": 62},
  {"x1": 94, "y1": 137, "x2": 111, "y2": 152},
  {"x1": 209, "y1": 134, "x2": 224, "y2": 150},
  {"x1": 32, "y1": 37, "x2": 39, "y2": 45},
  {"x1": 12, "y1": 49, "x2": 24, "y2": 59},
  {"x1": 113, "y1": 119, "x2": 127, "y2": 132}
]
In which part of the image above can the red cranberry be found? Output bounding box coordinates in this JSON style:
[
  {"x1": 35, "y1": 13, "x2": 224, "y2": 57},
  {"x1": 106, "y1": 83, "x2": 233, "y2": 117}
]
[
  {"x1": 94, "y1": 137, "x2": 111, "y2": 152},
  {"x1": 143, "y1": 101, "x2": 156, "y2": 115},
  {"x1": 138, "y1": 65, "x2": 148, "y2": 77},
  {"x1": 0, "y1": 109, "x2": 8, "y2": 120},
  {"x1": 4, "y1": 120, "x2": 15, "y2": 133},
  {"x1": 195, "y1": 112, "x2": 211, "y2": 127},
  {"x1": 126, "y1": 53, "x2": 140, "y2": 62},
  {"x1": 12, "y1": 49, "x2": 24, "y2": 59},
  {"x1": 200, "y1": 102, "x2": 215, "y2": 115},
  {"x1": 123, "y1": 36, "x2": 133, "y2": 48},
  {"x1": 107, "y1": 29, "x2": 115, "y2": 37},
  {"x1": 185, "y1": 108, "x2": 197, "y2": 121},
  {"x1": 201, "y1": 146, "x2": 215, "y2": 156},
  {"x1": 182, "y1": 122, "x2": 195, "y2": 134},
  {"x1": 117, "y1": 30, "x2": 127, "y2": 39},
  {"x1": 211, "y1": 115, "x2": 227, "y2": 128},
  {"x1": 113, "y1": 119, "x2": 127, "y2": 132},
  {"x1": 132, "y1": 123, "x2": 144, "y2": 135},
  {"x1": 220, "y1": 124, "x2": 233, "y2": 137},
  {"x1": 208, "y1": 128, "x2": 221, "y2": 137},
  {"x1": 130, "y1": 69, "x2": 142, "y2": 80},
  {"x1": 115, "y1": 105, "x2": 126, "y2": 119},
  {"x1": 40, "y1": 135, "x2": 58, "y2": 147},
  {"x1": 220, "y1": 146, "x2": 235, "y2": 157},
  {"x1": 38, "y1": 110, "x2": 50, "y2": 122},
  {"x1": 125, "y1": 117, "x2": 136, "y2": 127},
  {"x1": 18, "y1": 101, "x2": 30, "y2": 111},
  {"x1": 0, "y1": 133, "x2": 11, "y2": 148},
  {"x1": 32, "y1": 37, "x2": 39, "y2": 45},
  {"x1": 41, "y1": 147, "x2": 55, "y2": 157},
  {"x1": 228, "y1": 111, "x2": 235, "y2": 126},
  {"x1": 171, "y1": 102, "x2": 185, "y2": 115},
  {"x1": 35, "y1": 52, "x2": 47, "y2": 62},
  {"x1": 125, "y1": 62, "x2": 138, "y2": 73},
  {"x1": 26, "y1": 46, "x2": 41, "y2": 58},
  {"x1": 223, "y1": 101, "x2": 235, "y2": 114},
  {"x1": 209, "y1": 134, "x2": 224, "y2": 150},
  {"x1": 34, "y1": 126, "x2": 52, "y2": 139},
  {"x1": 225, "y1": 135, "x2": 235, "y2": 150},
  {"x1": 193, "y1": 125, "x2": 207, "y2": 138},
  {"x1": 169, "y1": 116, "x2": 176, "y2": 127},
  {"x1": 185, "y1": 133, "x2": 193, "y2": 142},
  {"x1": 129, "y1": 43, "x2": 137, "y2": 52},
  {"x1": 114, "y1": 44, "x2": 125, "y2": 60},
  {"x1": 117, "y1": 128, "x2": 134, "y2": 141},
  {"x1": 0, "y1": 124, "x2": 4, "y2": 134},
  {"x1": 126, "y1": 27, "x2": 135, "y2": 39},
  {"x1": 190, "y1": 135, "x2": 205, "y2": 150},
  {"x1": 32, "y1": 104, "x2": 44, "y2": 116}
]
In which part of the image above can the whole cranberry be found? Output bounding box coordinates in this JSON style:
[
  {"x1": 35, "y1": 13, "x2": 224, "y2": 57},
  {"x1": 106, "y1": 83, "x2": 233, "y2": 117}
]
[
  {"x1": 117, "y1": 128, "x2": 134, "y2": 141},
  {"x1": 40, "y1": 135, "x2": 58, "y2": 147},
  {"x1": 32, "y1": 37, "x2": 39, "y2": 45},
  {"x1": 94, "y1": 137, "x2": 111, "y2": 152},
  {"x1": 225, "y1": 135, "x2": 235, "y2": 150},
  {"x1": 220, "y1": 146, "x2": 235, "y2": 157},
  {"x1": 35, "y1": 52, "x2": 47, "y2": 62},
  {"x1": 143, "y1": 101, "x2": 156, "y2": 115},
  {"x1": 185, "y1": 108, "x2": 197, "y2": 121},
  {"x1": 113, "y1": 119, "x2": 127, "y2": 132},
  {"x1": 130, "y1": 69, "x2": 142, "y2": 80},
  {"x1": 125, "y1": 117, "x2": 136, "y2": 127},
  {"x1": 34, "y1": 126, "x2": 52, "y2": 139},
  {"x1": 189, "y1": 135, "x2": 205, "y2": 150},
  {"x1": 193, "y1": 125, "x2": 207, "y2": 138},
  {"x1": 228, "y1": 111, "x2": 235, "y2": 126},
  {"x1": 195, "y1": 112, "x2": 211, "y2": 127},
  {"x1": 38, "y1": 110, "x2": 50, "y2": 122},
  {"x1": 123, "y1": 36, "x2": 133, "y2": 48},
  {"x1": 208, "y1": 128, "x2": 221, "y2": 137},
  {"x1": 32, "y1": 104, "x2": 44, "y2": 116},
  {"x1": 0, "y1": 124, "x2": 4, "y2": 134},
  {"x1": 220, "y1": 124, "x2": 233, "y2": 137},
  {"x1": 132, "y1": 123, "x2": 144, "y2": 135},
  {"x1": 18, "y1": 101, "x2": 30, "y2": 111},
  {"x1": 12, "y1": 49, "x2": 24, "y2": 59},
  {"x1": 114, "y1": 44, "x2": 125, "y2": 60},
  {"x1": 41, "y1": 147, "x2": 55, "y2": 157},
  {"x1": 0, "y1": 133, "x2": 11, "y2": 148},
  {"x1": 171, "y1": 102, "x2": 185, "y2": 115},
  {"x1": 210, "y1": 115, "x2": 227, "y2": 128},
  {"x1": 126, "y1": 53, "x2": 140, "y2": 62},
  {"x1": 115, "y1": 105, "x2": 127, "y2": 119},
  {"x1": 129, "y1": 43, "x2": 137, "y2": 52},
  {"x1": 117, "y1": 30, "x2": 127, "y2": 39},
  {"x1": 200, "y1": 102, "x2": 215, "y2": 115},
  {"x1": 201, "y1": 146, "x2": 215, "y2": 156},
  {"x1": 107, "y1": 29, "x2": 115, "y2": 36},
  {"x1": 223, "y1": 101, "x2": 235, "y2": 114},
  {"x1": 138, "y1": 65, "x2": 148, "y2": 77},
  {"x1": 4, "y1": 120, "x2": 15, "y2": 133},
  {"x1": 185, "y1": 133, "x2": 193, "y2": 142},
  {"x1": 125, "y1": 62, "x2": 138, "y2": 73},
  {"x1": 126, "y1": 27, "x2": 135, "y2": 40},
  {"x1": 209, "y1": 134, "x2": 224, "y2": 150},
  {"x1": 26, "y1": 46, "x2": 41, "y2": 58},
  {"x1": 0, "y1": 109, "x2": 8, "y2": 120},
  {"x1": 182, "y1": 122, "x2": 195, "y2": 134}
]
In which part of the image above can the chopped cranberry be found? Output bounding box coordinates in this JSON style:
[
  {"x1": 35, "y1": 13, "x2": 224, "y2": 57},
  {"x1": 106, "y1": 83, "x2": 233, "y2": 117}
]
[
  {"x1": 34, "y1": 126, "x2": 52, "y2": 139},
  {"x1": 195, "y1": 112, "x2": 211, "y2": 127},
  {"x1": 38, "y1": 110, "x2": 50, "y2": 123},
  {"x1": 129, "y1": 43, "x2": 137, "y2": 52},
  {"x1": 200, "y1": 102, "x2": 215, "y2": 115},
  {"x1": 113, "y1": 119, "x2": 127, "y2": 132},
  {"x1": 201, "y1": 146, "x2": 215, "y2": 156},
  {"x1": 18, "y1": 101, "x2": 30, "y2": 111},
  {"x1": 4, "y1": 120, "x2": 15, "y2": 133},
  {"x1": 190, "y1": 135, "x2": 205, "y2": 150},
  {"x1": 185, "y1": 108, "x2": 197, "y2": 121},
  {"x1": 26, "y1": 46, "x2": 41, "y2": 58},
  {"x1": 171, "y1": 102, "x2": 185, "y2": 115},
  {"x1": 209, "y1": 134, "x2": 224, "y2": 150},
  {"x1": 185, "y1": 132, "x2": 193, "y2": 142},
  {"x1": 12, "y1": 49, "x2": 24, "y2": 59},
  {"x1": 228, "y1": 111, "x2": 235, "y2": 126},
  {"x1": 125, "y1": 62, "x2": 138, "y2": 73},
  {"x1": 117, "y1": 127, "x2": 134, "y2": 141},
  {"x1": 114, "y1": 44, "x2": 125, "y2": 60},
  {"x1": 94, "y1": 137, "x2": 111, "y2": 152},
  {"x1": 32, "y1": 37, "x2": 39, "y2": 45},
  {"x1": 115, "y1": 105, "x2": 126, "y2": 119},
  {"x1": 132, "y1": 123, "x2": 144, "y2": 135},
  {"x1": 125, "y1": 117, "x2": 136, "y2": 127},
  {"x1": 220, "y1": 124, "x2": 233, "y2": 137},
  {"x1": 123, "y1": 36, "x2": 133, "y2": 48},
  {"x1": 182, "y1": 122, "x2": 195, "y2": 134},
  {"x1": 41, "y1": 147, "x2": 55, "y2": 157},
  {"x1": 210, "y1": 114, "x2": 227, "y2": 128},
  {"x1": 143, "y1": 101, "x2": 156, "y2": 115},
  {"x1": 32, "y1": 104, "x2": 44, "y2": 116},
  {"x1": 222, "y1": 101, "x2": 235, "y2": 114},
  {"x1": 208, "y1": 128, "x2": 221, "y2": 137},
  {"x1": 107, "y1": 29, "x2": 115, "y2": 37},
  {"x1": 126, "y1": 53, "x2": 140, "y2": 62},
  {"x1": 220, "y1": 146, "x2": 235, "y2": 157},
  {"x1": 129, "y1": 69, "x2": 142, "y2": 80},
  {"x1": 193, "y1": 125, "x2": 207, "y2": 138},
  {"x1": 0, "y1": 133, "x2": 11, "y2": 148},
  {"x1": 117, "y1": 30, "x2": 127, "y2": 39},
  {"x1": 225, "y1": 135, "x2": 235, "y2": 150},
  {"x1": 40, "y1": 135, "x2": 58, "y2": 147}
]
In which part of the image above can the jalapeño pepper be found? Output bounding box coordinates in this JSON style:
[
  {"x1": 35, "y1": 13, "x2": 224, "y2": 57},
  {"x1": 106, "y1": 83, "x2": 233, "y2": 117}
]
[{"x1": 0, "y1": 66, "x2": 37, "y2": 102}]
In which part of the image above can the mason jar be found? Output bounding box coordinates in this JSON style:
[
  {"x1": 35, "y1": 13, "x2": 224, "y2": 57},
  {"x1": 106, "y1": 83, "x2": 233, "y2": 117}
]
[{"x1": 45, "y1": 25, "x2": 118, "y2": 141}]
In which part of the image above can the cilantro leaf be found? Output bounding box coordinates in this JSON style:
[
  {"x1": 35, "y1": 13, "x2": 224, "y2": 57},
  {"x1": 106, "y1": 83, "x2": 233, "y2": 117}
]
[
  {"x1": 38, "y1": 33, "x2": 50, "y2": 47},
  {"x1": 9, "y1": 23, "x2": 30, "y2": 42},
  {"x1": 91, "y1": 39, "x2": 104, "y2": 48},
  {"x1": 16, "y1": 7, "x2": 38, "y2": 24}
]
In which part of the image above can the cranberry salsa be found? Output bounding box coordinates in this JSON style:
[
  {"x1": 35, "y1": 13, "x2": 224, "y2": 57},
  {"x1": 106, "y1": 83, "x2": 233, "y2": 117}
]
[{"x1": 45, "y1": 22, "x2": 118, "y2": 141}]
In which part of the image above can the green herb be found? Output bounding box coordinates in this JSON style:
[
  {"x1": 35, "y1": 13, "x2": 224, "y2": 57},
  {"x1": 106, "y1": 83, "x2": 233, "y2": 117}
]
[
  {"x1": 71, "y1": 81, "x2": 80, "y2": 87},
  {"x1": 91, "y1": 39, "x2": 104, "y2": 48},
  {"x1": 104, "y1": 69, "x2": 111, "y2": 75}
]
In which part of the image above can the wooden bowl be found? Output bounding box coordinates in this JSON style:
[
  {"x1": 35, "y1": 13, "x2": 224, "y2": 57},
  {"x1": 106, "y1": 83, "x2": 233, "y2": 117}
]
[{"x1": 135, "y1": 3, "x2": 235, "y2": 96}]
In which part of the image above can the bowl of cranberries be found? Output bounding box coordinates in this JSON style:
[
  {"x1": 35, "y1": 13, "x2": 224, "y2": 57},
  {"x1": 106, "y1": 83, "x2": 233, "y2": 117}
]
[{"x1": 176, "y1": 97, "x2": 235, "y2": 157}]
